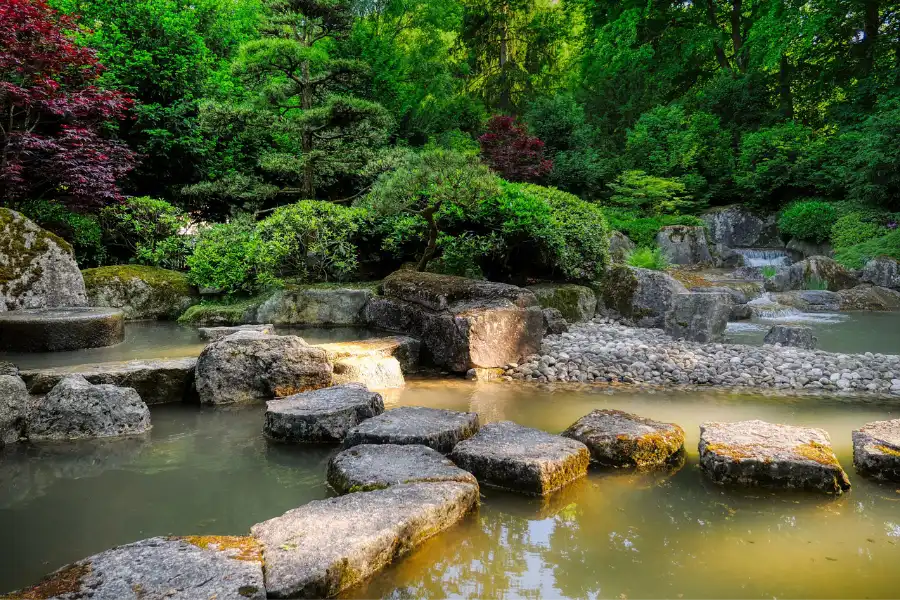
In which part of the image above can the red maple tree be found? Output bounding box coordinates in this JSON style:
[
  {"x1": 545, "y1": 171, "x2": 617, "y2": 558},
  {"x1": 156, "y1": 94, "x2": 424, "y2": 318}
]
[
  {"x1": 0, "y1": 0, "x2": 135, "y2": 210},
  {"x1": 478, "y1": 115, "x2": 552, "y2": 182}
]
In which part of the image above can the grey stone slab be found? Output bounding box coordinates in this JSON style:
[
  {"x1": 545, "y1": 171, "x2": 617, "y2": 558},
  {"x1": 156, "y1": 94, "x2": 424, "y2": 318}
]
[
  {"x1": 562, "y1": 409, "x2": 685, "y2": 469},
  {"x1": 852, "y1": 419, "x2": 900, "y2": 482},
  {"x1": 264, "y1": 383, "x2": 384, "y2": 443},
  {"x1": 344, "y1": 406, "x2": 479, "y2": 453},
  {"x1": 0, "y1": 307, "x2": 123, "y2": 352},
  {"x1": 198, "y1": 323, "x2": 275, "y2": 341}
]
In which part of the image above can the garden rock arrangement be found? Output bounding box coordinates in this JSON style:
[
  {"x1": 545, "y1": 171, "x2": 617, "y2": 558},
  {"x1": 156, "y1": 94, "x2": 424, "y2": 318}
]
[
  {"x1": 251, "y1": 482, "x2": 478, "y2": 598},
  {"x1": 344, "y1": 406, "x2": 480, "y2": 453},
  {"x1": 0, "y1": 364, "x2": 27, "y2": 445},
  {"x1": 862, "y1": 257, "x2": 900, "y2": 290},
  {"x1": 598, "y1": 265, "x2": 688, "y2": 328},
  {"x1": 364, "y1": 270, "x2": 543, "y2": 372},
  {"x1": 254, "y1": 283, "x2": 377, "y2": 325},
  {"x1": 508, "y1": 319, "x2": 900, "y2": 395},
  {"x1": 263, "y1": 383, "x2": 384, "y2": 443},
  {"x1": 82, "y1": 265, "x2": 199, "y2": 320},
  {"x1": 21, "y1": 357, "x2": 198, "y2": 404},
  {"x1": 852, "y1": 419, "x2": 900, "y2": 482},
  {"x1": 450, "y1": 421, "x2": 590, "y2": 495},
  {"x1": 764, "y1": 325, "x2": 816, "y2": 349},
  {"x1": 698, "y1": 420, "x2": 851, "y2": 494},
  {"x1": 198, "y1": 323, "x2": 274, "y2": 341},
  {"x1": 663, "y1": 292, "x2": 731, "y2": 343},
  {"x1": 26, "y1": 375, "x2": 151, "y2": 441},
  {"x1": 0, "y1": 307, "x2": 125, "y2": 352},
  {"x1": 562, "y1": 409, "x2": 685, "y2": 469},
  {"x1": 195, "y1": 330, "x2": 332, "y2": 405},
  {"x1": 527, "y1": 283, "x2": 597, "y2": 323},
  {"x1": 764, "y1": 256, "x2": 858, "y2": 292},
  {"x1": 327, "y1": 443, "x2": 478, "y2": 494},
  {"x1": 655, "y1": 225, "x2": 713, "y2": 265},
  {"x1": 5, "y1": 536, "x2": 266, "y2": 600}
]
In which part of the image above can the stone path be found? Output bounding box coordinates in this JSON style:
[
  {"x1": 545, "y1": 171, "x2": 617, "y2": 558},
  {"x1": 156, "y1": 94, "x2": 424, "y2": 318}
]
[
  {"x1": 343, "y1": 406, "x2": 480, "y2": 453},
  {"x1": 264, "y1": 383, "x2": 384, "y2": 443}
]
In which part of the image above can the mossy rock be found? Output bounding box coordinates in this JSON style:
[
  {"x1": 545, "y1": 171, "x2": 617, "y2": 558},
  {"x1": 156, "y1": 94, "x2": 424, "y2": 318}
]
[
  {"x1": 82, "y1": 265, "x2": 199, "y2": 320},
  {"x1": 526, "y1": 283, "x2": 597, "y2": 323}
]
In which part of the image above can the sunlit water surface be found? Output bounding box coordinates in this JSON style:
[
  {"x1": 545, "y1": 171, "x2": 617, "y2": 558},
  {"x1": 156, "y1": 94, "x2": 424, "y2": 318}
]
[{"x1": 1, "y1": 381, "x2": 899, "y2": 598}]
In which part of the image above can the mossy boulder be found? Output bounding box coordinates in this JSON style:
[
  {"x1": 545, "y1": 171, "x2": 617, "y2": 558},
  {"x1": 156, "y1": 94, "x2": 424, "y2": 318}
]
[
  {"x1": 597, "y1": 265, "x2": 688, "y2": 328},
  {"x1": 861, "y1": 257, "x2": 900, "y2": 290},
  {"x1": 0, "y1": 207, "x2": 87, "y2": 311},
  {"x1": 526, "y1": 283, "x2": 597, "y2": 322},
  {"x1": 837, "y1": 284, "x2": 900, "y2": 311},
  {"x1": 655, "y1": 225, "x2": 713, "y2": 266},
  {"x1": 562, "y1": 409, "x2": 685, "y2": 469},
  {"x1": 608, "y1": 230, "x2": 636, "y2": 263},
  {"x1": 702, "y1": 204, "x2": 780, "y2": 248},
  {"x1": 764, "y1": 256, "x2": 858, "y2": 292},
  {"x1": 82, "y1": 265, "x2": 199, "y2": 320}
]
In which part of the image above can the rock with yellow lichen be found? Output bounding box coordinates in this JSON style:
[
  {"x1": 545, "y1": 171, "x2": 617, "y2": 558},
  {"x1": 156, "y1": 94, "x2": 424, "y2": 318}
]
[
  {"x1": 699, "y1": 419, "x2": 851, "y2": 494},
  {"x1": 562, "y1": 409, "x2": 685, "y2": 469},
  {"x1": 852, "y1": 419, "x2": 900, "y2": 482}
]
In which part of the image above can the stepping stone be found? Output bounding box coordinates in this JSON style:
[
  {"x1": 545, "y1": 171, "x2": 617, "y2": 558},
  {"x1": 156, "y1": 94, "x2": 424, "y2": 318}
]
[
  {"x1": 853, "y1": 419, "x2": 900, "y2": 482},
  {"x1": 699, "y1": 420, "x2": 851, "y2": 494},
  {"x1": 264, "y1": 384, "x2": 384, "y2": 443},
  {"x1": 198, "y1": 323, "x2": 275, "y2": 342},
  {"x1": 6, "y1": 536, "x2": 265, "y2": 599},
  {"x1": 251, "y1": 482, "x2": 478, "y2": 599},
  {"x1": 450, "y1": 421, "x2": 590, "y2": 495},
  {"x1": 562, "y1": 409, "x2": 685, "y2": 469},
  {"x1": 327, "y1": 443, "x2": 478, "y2": 494},
  {"x1": 330, "y1": 355, "x2": 405, "y2": 389},
  {"x1": 343, "y1": 406, "x2": 479, "y2": 453}
]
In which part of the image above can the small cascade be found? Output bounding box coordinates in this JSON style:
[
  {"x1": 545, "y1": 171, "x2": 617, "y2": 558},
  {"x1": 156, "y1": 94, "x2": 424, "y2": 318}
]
[
  {"x1": 734, "y1": 248, "x2": 791, "y2": 267},
  {"x1": 746, "y1": 292, "x2": 802, "y2": 319}
]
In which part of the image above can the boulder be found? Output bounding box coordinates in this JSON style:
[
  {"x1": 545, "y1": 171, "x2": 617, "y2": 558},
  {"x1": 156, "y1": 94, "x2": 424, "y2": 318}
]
[
  {"x1": 763, "y1": 325, "x2": 816, "y2": 349},
  {"x1": 329, "y1": 355, "x2": 405, "y2": 389},
  {"x1": 701, "y1": 205, "x2": 780, "y2": 248},
  {"x1": 655, "y1": 225, "x2": 713, "y2": 265},
  {"x1": 608, "y1": 230, "x2": 636, "y2": 263},
  {"x1": 837, "y1": 284, "x2": 900, "y2": 311},
  {"x1": 327, "y1": 444, "x2": 478, "y2": 494},
  {"x1": 450, "y1": 421, "x2": 590, "y2": 495},
  {"x1": 0, "y1": 371, "x2": 27, "y2": 445},
  {"x1": 598, "y1": 265, "x2": 689, "y2": 328},
  {"x1": 82, "y1": 265, "x2": 199, "y2": 320},
  {"x1": 852, "y1": 419, "x2": 900, "y2": 482},
  {"x1": 315, "y1": 336, "x2": 421, "y2": 373},
  {"x1": 861, "y1": 257, "x2": 900, "y2": 290},
  {"x1": 729, "y1": 304, "x2": 753, "y2": 320},
  {"x1": 664, "y1": 292, "x2": 731, "y2": 343},
  {"x1": 0, "y1": 307, "x2": 124, "y2": 352},
  {"x1": 772, "y1": 289, "x2": 841, "y2": 312},
  {"x1": 542, "y1": 307, "x2": 568, "y2": 335},
  {"x1": 5, "y1": 536, "x2": 265, "y2": 600},
  {"x1": 21, "y1": 358, "x2": 198, "y2": 404},
  {"x1": 198, "y1": 323, "x2": 275, "y2": 341},
  {"x1": 195, "y1": 331, "x2": 332, "y2": 405},
  {"x1": 0, "y1": 207, "x2": 87, "y2": 312},
  {"x1": 364, "y1": 271, "x2": 543, "y2": 372},
  {"x1": 527, "y1": 283, "x2": 597, "y2": 322},
  {"x1": 786, "y1": 237, "x2": 833, "y2": 259},
  {"x1": 344, "y1": 406, "x2": 480, "y2": 454},
  {"x1": 254, "y1": 283, "x2": 376, "y2": 325},
  {"x1": 562, "y1": 409, "x2": 685, "y2": 469},
  {"x1": 701, "y1": 286, "x2": 749, "y2": 305},
  {"x1": 764, "y1": 256, "x2": 858, "y2": 292},
  {"x1": 251, "y1": 482, "x2": 478, "y2": 599},
  {"x1": 698, "y1": 420, "x2": 851, "y2": 494},
  {"x1": 26, "y1": 375, "x2": 151, "y2": 441},
  {"x1": 263, "y1": 383, "x2": 384, "y2": 443}
]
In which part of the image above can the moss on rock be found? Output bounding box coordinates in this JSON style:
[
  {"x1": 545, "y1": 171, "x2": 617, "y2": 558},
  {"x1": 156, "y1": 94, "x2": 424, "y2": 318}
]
[
  {"x1": 527, "y1": 283, "x2": 597, "y2": 322},
  {"x1": 178, "y1": 296, "x2": 265, "y2": 325},
  {"x1": 82, "y1": 265, "x2": 199, "y2": 320}
]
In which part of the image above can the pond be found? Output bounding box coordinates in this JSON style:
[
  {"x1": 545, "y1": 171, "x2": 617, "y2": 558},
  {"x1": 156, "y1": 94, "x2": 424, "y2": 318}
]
[{"x1": 1, "y1": 381, "x2": 899, "y2": 598}]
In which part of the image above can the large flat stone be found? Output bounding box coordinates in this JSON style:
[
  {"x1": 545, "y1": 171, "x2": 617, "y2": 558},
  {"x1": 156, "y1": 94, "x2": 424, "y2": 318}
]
[
  {"x1": 4, "y1": 536, "x2": 265, "y2": 599},
  {"x1": 562, "y1": 409, "x2": 685, "y2": 469},
  {"x1": 450, "y1": 421, "x2": 590, "y2": 495},
  {"x1": 699, "y1": 420, "x2": 851, "y2": 494},
  {"x1": 251, "y1": 482, "x2": 477, "y2": 599},
  {"x1": 852, "y1": 419, "x2": 900, "y2": 482},
  {"x1": 21, "y1": 358, "x2": 197, "y2": 404},
  {"x1": 0, "y1": 307, "x2": 124, "y2": 352},
  {"x1": 329, "y1": 356, "x2": 405, "y2": 389},
  {"x1": 327, "y1": 443, "x2": 478, "y2": 494},
  {"x1": 198, "y1": 323, "x2": 275, "y2": 341},
  {"x1": 343, "y1": 406, "x2": 479, "y2": 453},
  {"x1": 314, "y1": 336, "x2": 420, "y2": 372},
  {"x1": 264, "y1": 383, "x2": 384, "y2": 443}
]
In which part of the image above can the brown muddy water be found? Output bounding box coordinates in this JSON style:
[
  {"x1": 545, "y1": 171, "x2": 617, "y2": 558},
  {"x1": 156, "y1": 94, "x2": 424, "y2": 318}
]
[{"x1": 1, "y1": 381, "x2": 899, "y2": 598}]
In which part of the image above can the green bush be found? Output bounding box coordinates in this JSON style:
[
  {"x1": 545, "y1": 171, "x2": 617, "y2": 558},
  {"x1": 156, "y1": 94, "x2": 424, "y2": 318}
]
[
  {"x1": 778, "y1": 200, "x2": 837, "y2": 244},
  {"x1": 100, "y1": 197, "x2": 192, "y2": 269},
  {"x1": 833, "y1": 229, "x2": 900, "y2": 269},
  {"x1": 626, "y1": 246, "x2": 670, "y2": 271},
  {"x1": 606, "y1": 170, "x2": 693, "y2": 216},
  {"x1": 831, "y1": 212, "x2": 887, "y2": 249},
  {"x1": 186, "y1": 216, "x2": 263, "y2": 294},
  {"x1": 603, "y1": 208, "x2": 704, "y2": 248},
  {"x1": 16, "y1": 199, "x2": 106, "y2": 266}
]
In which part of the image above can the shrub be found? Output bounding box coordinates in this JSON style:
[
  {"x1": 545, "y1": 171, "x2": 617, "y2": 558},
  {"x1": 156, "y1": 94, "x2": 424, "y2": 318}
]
[
  {"x1": 831, "y1": 212, "x2": 887, "y2": 249},
  {"x1": 626, "y1": 247, "x2": 670, "y2": 271},
  {"x1": 833, "y1": 229, "x2": 900, "y2": 269},
  {"x1": 478, "y1": 115, "x2": 552, "y2": 182},
  {"x1": 778, "y1": 200, "x2": 837, "y2": 244},
  {"x1": 101, "y1": 197, "x2": 192, "y2": 269},
  {"x1": 606, "y1": 170, "x2": 693, "y2": 216},
  {"x1": 186, "y1": 216, "x2": 263, "y2": 294},
  {"x1": 760, "y1": 265, "x2": 778, "y2": 279},
  {"x1": 603, "y1": 208, "x2": 705, "y2": 248},
  {"x1": 17, "y1": 199, "x2": 106, "y2": 266}
]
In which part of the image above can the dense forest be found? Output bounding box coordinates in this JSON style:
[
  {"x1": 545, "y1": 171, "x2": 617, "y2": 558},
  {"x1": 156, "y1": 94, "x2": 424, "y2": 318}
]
[{"x1": 2, "y1": 0, "x2": 899, "y2": 293}]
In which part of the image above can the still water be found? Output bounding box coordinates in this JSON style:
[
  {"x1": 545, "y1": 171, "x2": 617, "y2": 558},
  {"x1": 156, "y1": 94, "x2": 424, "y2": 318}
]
[{"x1": 1, "y1": 382, "x2": 899, "y2": 598}]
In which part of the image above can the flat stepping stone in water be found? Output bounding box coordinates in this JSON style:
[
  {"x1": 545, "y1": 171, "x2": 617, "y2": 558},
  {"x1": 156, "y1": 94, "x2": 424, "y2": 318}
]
[
  {"x1": 264, "y1": 383, "x2": 384, "y2": 443},
  {"x1": 327, "y1": 443, "x2": 478, "y2": 494},
  {"x1": 450, "y1": 421, "x2": 590, "y2": 495},
  {"x1": 562, "y1": 409, "x2": 685, "y2": 469},
  {"x1": 699, "y1": 419, "x2": 851, "y2": 494},
  {"x1": 853, "y1": 419, "x2": 900, "y2": 482},
  {"x1": 198, "y1": 323, "x2": 275, "y2": 341},
  {"x1": 6, "y1": 536, "x2": 265, "y2": 599},
  {"x1": 251, "y1": 482, "x2": 478, "y2": 599},
  {"x1": 343, "y1": 406, "x2": 479, "y2": 453}
]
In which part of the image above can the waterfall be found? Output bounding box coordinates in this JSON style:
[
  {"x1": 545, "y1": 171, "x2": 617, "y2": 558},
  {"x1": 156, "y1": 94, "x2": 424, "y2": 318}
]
[{"x1": 734, "y1": 248, "x2": 791, "y2": 267}]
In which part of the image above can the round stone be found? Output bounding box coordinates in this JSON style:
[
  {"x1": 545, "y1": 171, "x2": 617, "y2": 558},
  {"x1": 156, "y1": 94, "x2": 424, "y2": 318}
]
[
  {"x1": 343, "y1": 406, "x2": 480, "y2": 453},
  {"x1": 0, "y1": 307, "x2": 124, "y2": 352},
  {"x1": 326, "y1": 444, "x2": 478, "y2": 494},
  {"x1": 562, "y1": 409, "x2": 685, "y2": 469}
]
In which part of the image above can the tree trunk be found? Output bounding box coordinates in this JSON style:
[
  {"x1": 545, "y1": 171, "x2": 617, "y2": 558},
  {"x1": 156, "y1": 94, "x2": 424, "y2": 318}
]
[
  {"x1": 416, "y1": 203, "x2": 440, "y2": 272},
  {"x1": 730, "y1": 0, "x2": 745, "y2": 72},
  {"x1": 860, "y1": 0, "x2": 879, "y2": 77},
  {"x1": 778, "y1": 54, "x2": 794, "y2": 119},
  {"x1": 498, "y1": 6, "x2": 511, "y2": 111},
  {"x1": 704, "y1": 0, "x2": 731, "y2": 70}
]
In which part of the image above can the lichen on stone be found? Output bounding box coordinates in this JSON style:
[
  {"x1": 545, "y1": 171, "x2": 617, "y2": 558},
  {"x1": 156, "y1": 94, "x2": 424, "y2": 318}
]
[
  {"x1": 795, "y1": 441, "x2": 841, "y2": 467},
  {"x1": 175, "y1": 535, "x2": 263, "y2": 563},
  {"x1": 3, "y1": 562, "x2": 90, "y2": 599}
]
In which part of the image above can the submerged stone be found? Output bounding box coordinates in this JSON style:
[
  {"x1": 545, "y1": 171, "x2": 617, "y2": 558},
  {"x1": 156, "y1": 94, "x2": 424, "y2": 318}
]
[
  {"x1": 0, "y1": 307, "x2": 124, "y2": 352},
  {"x1": 343, "y1": 406, "x2": 480, "y2": 453},
  {"x1": 562, "y1": 409, "x2": 685, "y2": 469},
  {"x1": 450, "y1": 421, "x2": 590, "y2": 495},
  {"x1": 327, "y1": 443, "x2": 478, "y2": 494},
  {"x1": 699, "y1": 420, "x2": 851, "y2": 494},
  {"x1": 4, "y1": 535, "x2": 265, "y2": 599},
  {"x1": 251, "y1": 482, "x2": 478, "y2": 599},
  {"x1": 852, "y1": 419, "x2": 900, "y2": 482},
  {"x1": 197, "y1": 323, "x2": 275, "y2": 341},
  {"x1": 264, "y1": 383, "x2": 384, "y2": 443}
]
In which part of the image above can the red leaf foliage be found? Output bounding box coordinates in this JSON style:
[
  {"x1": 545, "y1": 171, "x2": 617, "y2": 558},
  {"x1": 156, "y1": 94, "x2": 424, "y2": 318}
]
[
  {"x1": 478, "y1": 115, "x2": 552, "y2": 183},
  {"x1": 0, "y1": 0, "x2": 135, "y2": 209}
]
